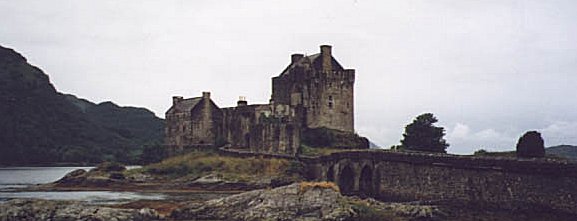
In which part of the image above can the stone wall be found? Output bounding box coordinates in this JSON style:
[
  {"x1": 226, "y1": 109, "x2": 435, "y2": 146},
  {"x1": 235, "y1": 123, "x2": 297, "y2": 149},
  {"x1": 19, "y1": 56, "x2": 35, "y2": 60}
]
[
  {"x1": 249, "y1": 122, "x2": 300, "y2": 155},
  {"x1": 221, "y1": 102, "x2": 300, "y2": 155},
  {"x1": 303, "y1": 150, "x2": 577, "y2": 214}
]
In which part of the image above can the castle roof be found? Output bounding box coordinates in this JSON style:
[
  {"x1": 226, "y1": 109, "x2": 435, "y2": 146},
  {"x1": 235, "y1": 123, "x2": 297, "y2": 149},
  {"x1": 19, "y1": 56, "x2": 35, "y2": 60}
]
[
  {"x1": 167, "y1": 97, "x2": 202, "y2": 114},
  {"x1": 279, "y1": 53, "x2": 345, "y2": 76}
]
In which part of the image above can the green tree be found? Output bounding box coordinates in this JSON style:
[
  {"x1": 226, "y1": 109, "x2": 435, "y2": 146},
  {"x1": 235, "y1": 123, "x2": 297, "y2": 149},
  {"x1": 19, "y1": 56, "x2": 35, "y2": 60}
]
[
  {"x1": 400, "y1": 113, "x2": 449, "y2": 153},
  {"x1": 516, "y1": 131, "x2": 545, "y2": 158}
]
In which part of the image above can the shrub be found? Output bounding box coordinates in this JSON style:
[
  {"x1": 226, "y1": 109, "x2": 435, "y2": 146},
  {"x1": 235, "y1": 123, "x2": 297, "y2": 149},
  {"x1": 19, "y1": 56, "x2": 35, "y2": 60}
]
[
  {"x1": 94, "y1": 161, "x2": 126, "y2": 172},
  {"x1": 516, "y1": 131, "x2": 545, "y2": 158}
]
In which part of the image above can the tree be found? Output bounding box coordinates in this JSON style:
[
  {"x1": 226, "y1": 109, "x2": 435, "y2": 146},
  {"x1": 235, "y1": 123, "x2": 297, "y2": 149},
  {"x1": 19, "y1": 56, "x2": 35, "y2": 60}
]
[
  {"x1": 400, "y1": 113, "x2": 449, "y2": 153},
  {"x1": 516, "y1": 131, "x2": 545, "y2": 158}
]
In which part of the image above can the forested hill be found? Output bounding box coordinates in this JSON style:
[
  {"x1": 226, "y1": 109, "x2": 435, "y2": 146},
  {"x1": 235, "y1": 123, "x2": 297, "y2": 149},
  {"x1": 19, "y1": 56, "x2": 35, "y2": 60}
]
[
  {"x1": 546, "y1": 145, "x2": 577, "y2": 161},
  {"x1": 0, "y1": 45, "x2": 164, "y2": 165}
]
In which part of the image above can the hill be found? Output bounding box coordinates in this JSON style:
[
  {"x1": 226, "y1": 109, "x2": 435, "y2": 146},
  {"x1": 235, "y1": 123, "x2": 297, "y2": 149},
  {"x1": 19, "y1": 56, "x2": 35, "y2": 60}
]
[
  {"x1": 0, "y1": 45, "x2": 163, "y2": 165},
  {"x1": 546, "y1": 145, "x2": 577, "y2": 161}
]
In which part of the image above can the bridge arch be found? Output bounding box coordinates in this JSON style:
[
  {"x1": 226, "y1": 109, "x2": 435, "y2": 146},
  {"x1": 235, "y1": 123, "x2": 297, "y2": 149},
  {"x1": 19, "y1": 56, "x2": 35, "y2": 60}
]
[
  {"x1": 373, "y1": 164, "x2": 383, "y2": 199},
  {"x1": 338, "y1": 164, "x2": 355, "y2": 195},
  {"x1": 359, "y1": 165, "x2": 373, "y2": 197}
]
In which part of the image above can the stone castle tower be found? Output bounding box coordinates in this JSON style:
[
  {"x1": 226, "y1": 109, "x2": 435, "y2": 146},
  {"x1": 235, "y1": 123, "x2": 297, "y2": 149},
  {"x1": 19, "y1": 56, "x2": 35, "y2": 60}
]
[{"x1": 271, "y1": 45, "x2": 355, "y2": 132}]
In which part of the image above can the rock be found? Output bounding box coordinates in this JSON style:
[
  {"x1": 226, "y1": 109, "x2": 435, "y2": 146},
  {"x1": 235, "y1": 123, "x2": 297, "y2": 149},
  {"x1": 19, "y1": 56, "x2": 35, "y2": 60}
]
[
  {"x1": 359, "y1": 197, "x2": 446, "y2": 220},
  {"x1": 191, "y1": 174, "x2": 224, "y2": 185},
  {"x1": 54, "y1": 169, "x2": 87, "y2": 185},
  {"x1": 94, "y1": 162, "x2": 126, "y2": 172},
  {"x1": 125, "y1": 173, "x2": 151, "y2": 183},
  {"x1": 0, "y1": 199, "x2": 159, "y2": 221},
  {"x1": 53, "y1": 166, "x2": 127, "y2": 187},
  {"x1": 171, "y1": 182, "x2": 355, "y2": 221},
  {"x1": 109, "y1": 172, "x2": 126, "y2": 180}
]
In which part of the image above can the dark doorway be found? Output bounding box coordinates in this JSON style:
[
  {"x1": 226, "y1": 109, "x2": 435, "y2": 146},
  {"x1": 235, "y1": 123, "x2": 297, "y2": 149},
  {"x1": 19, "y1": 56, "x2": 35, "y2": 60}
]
[
  {"x1": 359, "y1": 165, "x2": 373, "y2": 197},
  {"x1": 338, "y1": 165, "x2": 355, "y2": 195},
  {"x1": 327, "y1": 166, "x2": 334, "y2": 182}
]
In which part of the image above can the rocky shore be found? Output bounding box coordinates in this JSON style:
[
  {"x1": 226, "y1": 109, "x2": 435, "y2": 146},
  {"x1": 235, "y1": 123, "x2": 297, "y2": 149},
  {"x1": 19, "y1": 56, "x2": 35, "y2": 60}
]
[
  {"x1": 0, "y1": 199, "x2": 160, "y2": 221},
  {"x1": 29, "y1": 162, "x2": 287, "y2": 193},
  {"x1": 1, "y1": 182, "x2": 444, "y2": 221}
]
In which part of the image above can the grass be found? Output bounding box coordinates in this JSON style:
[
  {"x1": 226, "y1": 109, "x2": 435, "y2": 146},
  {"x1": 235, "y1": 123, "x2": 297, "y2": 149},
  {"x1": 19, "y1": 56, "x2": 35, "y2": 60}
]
[
  {"x1": 144, "y1": 150, "x2": 303, "y2": 182},
  {"x1": 298, "y1": 181, "x2": 339, "y2": 193}
]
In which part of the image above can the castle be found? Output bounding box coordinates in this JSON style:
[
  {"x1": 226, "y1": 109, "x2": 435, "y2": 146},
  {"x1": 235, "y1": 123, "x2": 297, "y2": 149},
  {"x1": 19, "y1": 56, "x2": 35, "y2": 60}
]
[{"x1": 165, "y1": 45, "x2": 356, "y2": 155}]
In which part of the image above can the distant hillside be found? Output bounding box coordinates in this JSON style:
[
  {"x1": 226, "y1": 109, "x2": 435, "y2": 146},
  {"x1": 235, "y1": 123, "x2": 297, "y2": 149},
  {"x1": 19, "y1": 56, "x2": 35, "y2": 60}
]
[
  {"x1": 0, "y1": 45, "x2": 163, "y2": 165},
  {"x1": 546, "y1": 145, "x2": 577, "y2": 161}
]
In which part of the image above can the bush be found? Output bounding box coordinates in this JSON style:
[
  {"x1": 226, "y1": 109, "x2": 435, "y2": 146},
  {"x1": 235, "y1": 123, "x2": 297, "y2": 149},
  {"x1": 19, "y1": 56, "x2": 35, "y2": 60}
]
[
  {"x1": 516, "y1": 131, "x2": 545, "y2": 158},
  {"x1": 301, "y1": 127, "x2": 369, "y2": 149},
  {"x1": 94, "y1": 161, "x2": 126, "y2": 172}
]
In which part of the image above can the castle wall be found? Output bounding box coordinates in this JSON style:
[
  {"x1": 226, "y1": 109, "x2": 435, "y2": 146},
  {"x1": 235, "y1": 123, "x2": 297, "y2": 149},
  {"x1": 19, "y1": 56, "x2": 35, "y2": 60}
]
[
  {"x1": 165, "y1": 110, "x2": 192, "y2": 147},
  {"x1": 221, "y1": 103, "x2": 299, "y2": 155},
  {"x1": 308, "y1": 69, "x2": 354, "y2": 132},
  {"x1": 221, "y1": 104, "x2": 270, "y2": 148},
  {"x1": 190, "y1": 98, "x2": 222, "y2": 145},
  {"x1": 249, "y1": 122, "x2": 300, "y2": 155}
]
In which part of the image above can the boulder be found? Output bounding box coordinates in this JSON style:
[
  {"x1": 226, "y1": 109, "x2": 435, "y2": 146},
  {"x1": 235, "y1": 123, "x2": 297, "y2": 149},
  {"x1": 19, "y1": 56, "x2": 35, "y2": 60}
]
[
  {"x1": 54, "y1": 169, "x2": 87, "y2": 185},
  {"x1": 171, "y1": 182, "x2": 354, "y2": 221}
]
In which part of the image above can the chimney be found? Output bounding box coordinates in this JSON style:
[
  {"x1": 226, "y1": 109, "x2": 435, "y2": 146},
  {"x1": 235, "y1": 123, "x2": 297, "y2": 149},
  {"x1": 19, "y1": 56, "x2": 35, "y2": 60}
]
[
  {"x1": 202, "y1": 92, "x2": 211, "y2": 99},
  {"x1": 237, "y1": 96, "x2": 248, "y2": 106},
  {"x1": 172, "y1": 96, "x2": 183, "y2": 105},
  {"x1": 291, "y1": 54, "x2": 304, "y2": 64},
  {"x1": 320, "y1": 45, "x2": 332, "y2": 71}
]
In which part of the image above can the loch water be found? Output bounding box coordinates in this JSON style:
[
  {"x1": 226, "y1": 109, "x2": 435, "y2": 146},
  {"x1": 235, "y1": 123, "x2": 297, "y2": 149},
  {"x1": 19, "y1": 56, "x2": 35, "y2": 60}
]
[{"x1": 0, "y1": 166, "x2": 166, "y2": 204}]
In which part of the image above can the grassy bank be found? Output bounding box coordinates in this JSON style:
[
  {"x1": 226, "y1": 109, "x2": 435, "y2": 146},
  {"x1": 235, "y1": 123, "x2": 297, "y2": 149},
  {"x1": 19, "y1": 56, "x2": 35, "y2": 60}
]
[{"x1": 143, "y1": 150, "x2": 304, "y2": 182}]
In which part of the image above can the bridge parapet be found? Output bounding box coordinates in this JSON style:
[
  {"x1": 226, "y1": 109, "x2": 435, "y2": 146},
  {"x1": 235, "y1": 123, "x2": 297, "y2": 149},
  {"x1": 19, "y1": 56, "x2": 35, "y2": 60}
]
[{"x1": 312, "y1": 150, "x2": 577, "y2": 177}]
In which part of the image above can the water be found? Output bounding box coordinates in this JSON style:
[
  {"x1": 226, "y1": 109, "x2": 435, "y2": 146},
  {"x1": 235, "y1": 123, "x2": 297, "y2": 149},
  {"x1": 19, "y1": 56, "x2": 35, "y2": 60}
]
[{"x1": 0, "y1": 166, "x2": 166, "y2": 204}]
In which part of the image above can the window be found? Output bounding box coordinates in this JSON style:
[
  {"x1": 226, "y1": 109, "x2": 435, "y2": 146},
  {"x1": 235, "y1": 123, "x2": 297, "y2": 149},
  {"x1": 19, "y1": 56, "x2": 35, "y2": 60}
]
[{"x1": 328, "y1": 96, "x2": 334, "y2": 109}]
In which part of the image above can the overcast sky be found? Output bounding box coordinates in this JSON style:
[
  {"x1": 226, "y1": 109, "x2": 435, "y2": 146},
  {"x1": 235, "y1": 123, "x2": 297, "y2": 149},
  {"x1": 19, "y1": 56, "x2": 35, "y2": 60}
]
[{"x1": 1, "y1": 0, "x2": 576, "y2": 154}]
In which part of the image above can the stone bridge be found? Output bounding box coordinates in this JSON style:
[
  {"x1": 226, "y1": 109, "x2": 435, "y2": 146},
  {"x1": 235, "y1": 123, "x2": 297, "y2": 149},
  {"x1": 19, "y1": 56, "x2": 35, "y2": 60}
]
[
  {"x1": 220, "y1": 148, "x2": 577, "y2": 214},
  {"x1": 303, "y1": 150, "x2": 577, "y2": 213}
]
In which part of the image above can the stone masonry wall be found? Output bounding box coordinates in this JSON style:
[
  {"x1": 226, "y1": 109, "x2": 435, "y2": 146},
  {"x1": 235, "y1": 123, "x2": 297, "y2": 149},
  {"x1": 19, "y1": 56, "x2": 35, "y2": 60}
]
[
  {"x1": 304, "y1": 150, "x2": 577, "y2": 214},
  {"x1": 249, "y1": 122, "x2": 300, "y2": 155}
]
